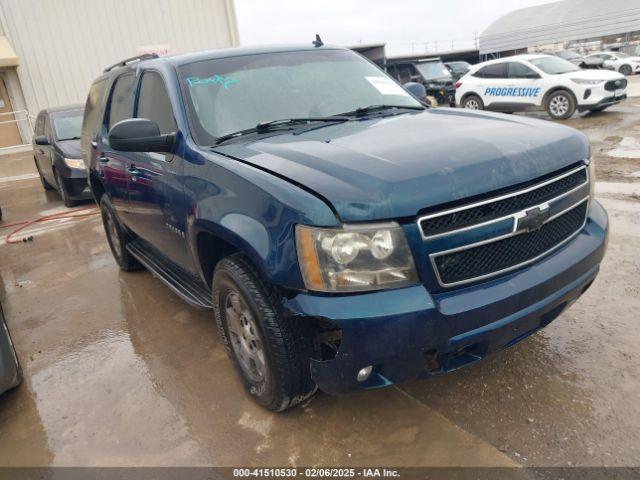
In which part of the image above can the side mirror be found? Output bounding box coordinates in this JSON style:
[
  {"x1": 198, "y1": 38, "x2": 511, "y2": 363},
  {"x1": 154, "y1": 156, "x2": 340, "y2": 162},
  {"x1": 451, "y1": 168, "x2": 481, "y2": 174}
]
[
  {"x1": 34, "y1": 135, "x2": 49, "y2": 146},
  {"x1": 108, "y1": 118, "x2": 175, "y2": 153},
  {"x1": 403, "y1": 82, "x2": 427, "y2": 101}
]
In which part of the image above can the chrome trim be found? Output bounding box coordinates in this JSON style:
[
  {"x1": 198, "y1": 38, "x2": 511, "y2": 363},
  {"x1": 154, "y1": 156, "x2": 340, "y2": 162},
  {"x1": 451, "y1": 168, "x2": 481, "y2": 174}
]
[
  {"x1": 418, "y1": 164, "x2": 588, "y2": 240},
  {"x1": 430, "y1": 197, "x2": 589, "y2": 288}
]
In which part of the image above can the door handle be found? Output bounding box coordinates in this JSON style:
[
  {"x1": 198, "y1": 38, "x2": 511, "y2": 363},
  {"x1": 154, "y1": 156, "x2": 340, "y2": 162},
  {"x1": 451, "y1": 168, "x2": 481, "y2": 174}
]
[{"x1": 98, "y1": 156, "x2": 109, "y2": 163}]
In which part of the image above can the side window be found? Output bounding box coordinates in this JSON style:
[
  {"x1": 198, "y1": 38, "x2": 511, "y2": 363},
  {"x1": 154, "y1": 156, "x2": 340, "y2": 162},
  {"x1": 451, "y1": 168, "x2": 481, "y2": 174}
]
[
  {"x1": 107, "y1": 74, "x2": 135, "y2": 130},
  {"x1": 508, "y1": 62, "x2": 538, "y2": 79},
  {"x1": 136, "y1": 71, "x2": 176, "y2": 135},
  {"x1": 82, "y1": 79, "x2": 109, "y2": 141},
  {"x1": 475, "y1": 63, "x2": 508, "y2": 79}
]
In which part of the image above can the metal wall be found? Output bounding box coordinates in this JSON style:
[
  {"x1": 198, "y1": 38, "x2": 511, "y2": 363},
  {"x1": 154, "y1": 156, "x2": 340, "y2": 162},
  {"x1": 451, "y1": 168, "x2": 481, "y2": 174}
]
[
  {"x1": 0, "y1": 0, "x2": 239, "y2": 116},
  {"x1": 480, "y1": 0, "x2": 640, "y2": 55}
]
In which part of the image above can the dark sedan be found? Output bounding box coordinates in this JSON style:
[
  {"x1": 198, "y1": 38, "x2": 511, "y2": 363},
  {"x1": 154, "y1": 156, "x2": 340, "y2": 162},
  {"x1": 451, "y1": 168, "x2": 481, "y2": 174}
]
[{"x1": 33, "y1": 105, "x2": 91, "y2": 207}]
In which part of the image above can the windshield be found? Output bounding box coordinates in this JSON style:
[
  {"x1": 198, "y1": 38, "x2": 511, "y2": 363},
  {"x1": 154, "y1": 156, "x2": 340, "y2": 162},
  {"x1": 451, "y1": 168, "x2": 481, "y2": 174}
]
[
  {"x1": 53, "y1": 112, "x2": 83, "y2": 140},
  {"x1": 529, "y1": 56, "x2": 581, "y2": 74},
  {"x1": 179, "y1": 49, "x2": 421, "y2": 145},
  {"x1": 447, "y1": 62, "x2": 471, "y2": 73},
  {"x1": 415, "y1": 61, "x2": 452, "y2": 80}
]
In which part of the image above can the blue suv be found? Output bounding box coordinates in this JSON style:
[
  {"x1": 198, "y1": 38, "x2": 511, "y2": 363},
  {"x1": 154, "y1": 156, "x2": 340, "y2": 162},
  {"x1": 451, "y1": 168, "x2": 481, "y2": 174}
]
[{"x1": 82, "y1": 45, "x2": 608, "y2": 411}]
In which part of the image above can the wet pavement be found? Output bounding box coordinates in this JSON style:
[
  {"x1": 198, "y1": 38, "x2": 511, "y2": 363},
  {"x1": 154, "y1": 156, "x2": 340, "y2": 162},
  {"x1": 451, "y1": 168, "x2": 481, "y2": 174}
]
[{"x1": 0, "y1": 79, "x2": 639, "y2": 468}]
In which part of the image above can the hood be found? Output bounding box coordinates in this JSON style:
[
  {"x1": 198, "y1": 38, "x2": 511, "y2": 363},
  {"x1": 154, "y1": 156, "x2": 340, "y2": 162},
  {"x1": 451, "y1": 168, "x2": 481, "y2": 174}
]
[
  {"x1": 57, "y1": 139, "x2": 81, "y2": 158},
  {"x1": 213, "y1": 109, "x2": 588, "y2": 222},
  {"x1": 558, "y1": 69, "x2": 625, "y2": 81},
  {"x1": 628, "y1": 56, "x2": 640, "y2": 64}
]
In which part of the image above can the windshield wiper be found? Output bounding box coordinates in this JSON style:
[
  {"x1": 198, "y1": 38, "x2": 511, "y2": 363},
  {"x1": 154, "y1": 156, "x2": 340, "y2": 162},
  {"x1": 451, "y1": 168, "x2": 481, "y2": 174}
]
[
  {"x1": 334, "y1": 104, "x2": 426, "y2": 118},
  {"x1": 214, "y1": 117, "x2": 349, "y2": 145}
]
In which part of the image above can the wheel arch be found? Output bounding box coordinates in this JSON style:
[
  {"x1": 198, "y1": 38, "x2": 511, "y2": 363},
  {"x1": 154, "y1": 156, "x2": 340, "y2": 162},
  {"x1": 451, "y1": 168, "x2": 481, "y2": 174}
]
[
  {"x1": 88, "y1": 172, "x2": 106, "y2": 204},
  {"x1": 460, "y1": 91, "x2": 482, "y2": 105},
  {"x1": 542, "y1": 86, "x2": 577, "y2": 107},
  {"x1": 192, "y1": 219, "x2": 274, "y2": 289}
]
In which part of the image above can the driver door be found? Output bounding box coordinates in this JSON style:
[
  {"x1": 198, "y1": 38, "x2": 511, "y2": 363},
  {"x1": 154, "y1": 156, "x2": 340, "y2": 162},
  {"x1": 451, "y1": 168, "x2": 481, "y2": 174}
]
[{"x1": 125, "y1": 71, "x2": 192, "y2": 269}]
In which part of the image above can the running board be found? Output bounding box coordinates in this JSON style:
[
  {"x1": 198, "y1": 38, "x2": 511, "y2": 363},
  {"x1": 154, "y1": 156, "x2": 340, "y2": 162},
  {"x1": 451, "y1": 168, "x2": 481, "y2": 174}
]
[{"x1": 126, "y1": 240, "x2": 213, "y2": 309}]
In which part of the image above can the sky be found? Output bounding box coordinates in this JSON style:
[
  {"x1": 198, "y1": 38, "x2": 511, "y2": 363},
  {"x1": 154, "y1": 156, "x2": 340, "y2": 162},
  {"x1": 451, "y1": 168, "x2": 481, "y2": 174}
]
[{"x1": 235, "y1": 0, "x2": 559, "y2": 55}]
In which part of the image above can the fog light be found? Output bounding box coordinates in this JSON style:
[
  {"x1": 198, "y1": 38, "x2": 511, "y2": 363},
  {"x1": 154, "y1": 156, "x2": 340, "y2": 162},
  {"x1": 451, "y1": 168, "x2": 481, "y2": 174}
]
[{"x1": 357, "y1": 365, "x2": 373, "y2": 382}]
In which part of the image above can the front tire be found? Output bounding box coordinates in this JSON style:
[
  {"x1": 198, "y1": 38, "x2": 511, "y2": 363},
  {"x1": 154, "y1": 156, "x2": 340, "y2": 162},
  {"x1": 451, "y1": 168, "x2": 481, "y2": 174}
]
[
  {"x1": 619, "y1": 64, "x2": 632, "y2": 76},
  {"x1": 462, "y1": 94, "x2": 484, "y2": 110},
  {"x1": 213, "y1": 254, "x2": 316, "y2": 411},
  {"x1": 54, "y1": 169, "x2": 76, "y2": 208},
  {"x1": 546, "y1": 90, "x2": 576, "y2": 120},
  {"x1": 99, "y1": 195, "x2": 141, "y2": 271}
]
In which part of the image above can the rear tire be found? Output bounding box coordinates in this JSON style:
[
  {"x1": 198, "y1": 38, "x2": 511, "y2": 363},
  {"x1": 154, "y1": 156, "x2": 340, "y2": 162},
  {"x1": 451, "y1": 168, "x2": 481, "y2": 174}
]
[
  {"x1": 462, "y1": 95, "x2": 484, "y2": 110},
  {"x1": 546, "y1": 90, "x2": 576, "y2": 120},
  {"x1": 213, "y1": 254, "x2": 316, "y2": 411},
  {"x1": 99, "y1": 195, "x2": 141, "y2": 271},
  {"x1": 619, "y1": 64, "x2": 632, "y2": 76}
]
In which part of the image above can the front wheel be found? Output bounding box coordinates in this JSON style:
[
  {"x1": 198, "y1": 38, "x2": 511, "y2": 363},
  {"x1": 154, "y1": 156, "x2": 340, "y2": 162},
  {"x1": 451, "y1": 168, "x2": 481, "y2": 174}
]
[
  {"x1": 462, "y1": 95, "x2": 484, "y2": 110},
  {"x1": 619, "y1": 64, "x2": 632, "y2": 76},
  {"x1": 546, "y1": 90, "x2": 576, "y2": 120},
  {"x1": 213, "y1": 254, "x2": 316, "y2": 411},
  {"x1": 54, "y1": 169, "x2": 76, "y2": 208}
]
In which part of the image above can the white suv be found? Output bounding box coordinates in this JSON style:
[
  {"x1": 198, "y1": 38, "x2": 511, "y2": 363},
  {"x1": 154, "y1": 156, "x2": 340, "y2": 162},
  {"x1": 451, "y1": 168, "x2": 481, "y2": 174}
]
[
  {"x1": 456, "y1": 54, "x2": 628, "y2": 119},
  {"x1": 584, "y1": 51, "x2": 640, "y2": 76}
]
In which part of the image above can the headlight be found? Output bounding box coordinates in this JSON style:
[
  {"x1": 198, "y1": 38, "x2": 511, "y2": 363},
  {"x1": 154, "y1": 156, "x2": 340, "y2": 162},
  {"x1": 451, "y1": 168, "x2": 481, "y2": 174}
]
[
  {"x1": 295, "y1": 223, "x2": 419, "y2": 292},
  {"x1": 64, "y1": 157, "x2": 85, "y2": 169},
  {"x1": 571, "y1": 78, "x2": 604, "y2": 85}
]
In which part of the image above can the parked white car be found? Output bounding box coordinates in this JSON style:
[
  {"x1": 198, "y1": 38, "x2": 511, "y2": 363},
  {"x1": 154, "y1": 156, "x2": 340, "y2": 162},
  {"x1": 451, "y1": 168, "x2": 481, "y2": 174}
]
[
  {"x1": 456, "y1": 54, "x2": 628, "y2": 119},
  {"x1": 584, "y1": 52, "x2": 640, "y2": 76}
]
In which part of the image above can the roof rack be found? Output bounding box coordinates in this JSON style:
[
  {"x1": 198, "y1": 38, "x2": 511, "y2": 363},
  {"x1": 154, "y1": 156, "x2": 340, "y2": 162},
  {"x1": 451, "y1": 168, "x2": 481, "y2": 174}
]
[{"x1": 103, "y1": 53, "x2": 159, "y2": 73}]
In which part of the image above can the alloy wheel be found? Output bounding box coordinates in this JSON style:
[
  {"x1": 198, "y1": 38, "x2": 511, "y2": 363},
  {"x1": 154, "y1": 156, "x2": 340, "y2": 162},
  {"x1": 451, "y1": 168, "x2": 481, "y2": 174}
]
[
  {"x1": 549, "y1": 94, "x2": 570, "y2": 117},
  {"x1": 464, "y1": 98, "x2": 480, "y2": 109},
  {"x1": 224, "y1": 290, "x2": 267, "y2": 383}
]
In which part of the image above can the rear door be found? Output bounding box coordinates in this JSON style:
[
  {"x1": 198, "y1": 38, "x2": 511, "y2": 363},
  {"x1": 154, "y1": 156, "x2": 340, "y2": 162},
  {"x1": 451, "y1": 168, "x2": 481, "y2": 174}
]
[
  {"x1": 475, "y1": 63, "x2": 509, "y2": 108},
  {"x1": 125, "y1": 70, "x2": 191, "y2": 268},
  {"x1": 99, "y1": 73, "x2": 136, "y2": 215}
]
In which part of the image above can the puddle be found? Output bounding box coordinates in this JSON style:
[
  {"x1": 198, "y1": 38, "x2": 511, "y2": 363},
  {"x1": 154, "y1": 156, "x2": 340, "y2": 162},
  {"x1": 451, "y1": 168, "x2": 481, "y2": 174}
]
[
  {"x1": 608, "y1": 137, "x2": 640, "y2": 159},
  {"x1": 30, "y1": 330, "x2": 205, "y2": 466},
  {"x1": 596, "y1": 181, "x2": 640, "y2": 196}
]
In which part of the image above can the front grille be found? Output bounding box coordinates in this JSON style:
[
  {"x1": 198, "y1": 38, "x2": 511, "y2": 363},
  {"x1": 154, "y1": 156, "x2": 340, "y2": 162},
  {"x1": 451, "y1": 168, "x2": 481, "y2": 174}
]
[
  {"x1": 419, "y1": 167, "x2": 587, "y2": 237},
  {"x1": 605, "y1": 79, "x2": 627, "y2": 91},
  {"x1": 433, "y1": 201, "x2": 588, "y2": 286}
]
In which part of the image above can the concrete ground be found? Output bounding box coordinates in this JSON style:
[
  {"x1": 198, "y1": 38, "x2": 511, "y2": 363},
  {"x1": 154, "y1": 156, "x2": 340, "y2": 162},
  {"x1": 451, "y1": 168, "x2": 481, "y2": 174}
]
[{"x1": 0, "y1": 77, "x2": 639, "y2": 468}]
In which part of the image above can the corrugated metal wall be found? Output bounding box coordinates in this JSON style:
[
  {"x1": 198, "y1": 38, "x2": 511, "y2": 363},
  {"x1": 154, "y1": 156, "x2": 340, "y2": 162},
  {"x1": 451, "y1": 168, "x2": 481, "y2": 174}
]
[
  {"x1": 0, "y1": 0, "x2": 239, "y2": 115},
  {"x1": 480, "y1": 0, "x2": 640, "y2": 55}
]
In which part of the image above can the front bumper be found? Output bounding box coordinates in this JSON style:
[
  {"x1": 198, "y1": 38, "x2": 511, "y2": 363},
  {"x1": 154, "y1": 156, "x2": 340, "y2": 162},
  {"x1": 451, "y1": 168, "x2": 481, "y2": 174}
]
[
  {"x1": 58, "y1": 165, "x2": 91, "y2": 200},
  {"x1": 578, "y1": 93, "x2": 627, "y2": 112},
  {"x1": 283, "y1": 200, "x2": 608, "y2": 395}
]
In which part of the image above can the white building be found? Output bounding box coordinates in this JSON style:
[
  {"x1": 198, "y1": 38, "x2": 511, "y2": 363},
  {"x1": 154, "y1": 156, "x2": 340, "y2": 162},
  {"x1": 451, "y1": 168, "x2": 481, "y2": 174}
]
[
  {"x1": 0, "y1": 0, "x2": 239, "y2": 148},
  {"x1": 480, "y1": 0, "x2": 640, "y2": 60}
]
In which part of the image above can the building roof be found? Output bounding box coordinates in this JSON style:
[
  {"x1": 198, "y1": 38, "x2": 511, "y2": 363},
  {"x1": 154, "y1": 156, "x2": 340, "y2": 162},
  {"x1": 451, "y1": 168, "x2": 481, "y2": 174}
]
[{"x1": 480, "y1": 0, "x2": 640, "y2": 54}]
